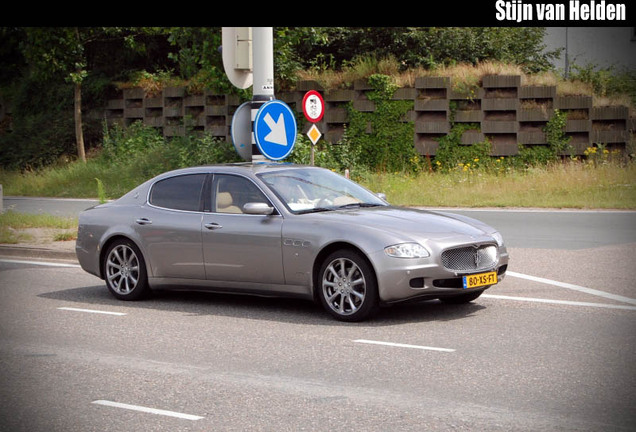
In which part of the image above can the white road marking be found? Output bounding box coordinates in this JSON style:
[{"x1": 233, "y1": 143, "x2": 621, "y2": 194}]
[
  {"x1": 507, "y1": 271, "x2": 636, "y2": 305},
  {"x1": 58, "y1": 307, "x2": 126, "y2": 316},
  {"x1": 0, "y1": 258, "x2": 80, "y2": 268},
  {"x1": 482, "y1": 294, "x2": 636, "y2": 311},
  {"x1": 354, "y1": 339, "x2": 455, "y2": 353},
  {"x1": 4, "y1": 259, "x2": 634, "y2": 311},
  {"x1": 92, "y1": 400, "x2": 204, "y2": 421}
]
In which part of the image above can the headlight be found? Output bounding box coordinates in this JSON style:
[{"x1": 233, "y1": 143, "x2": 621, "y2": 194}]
[
  {"x1": 491, "y1": 231, "x2": 504, "y2": 247},
  {"x1": 384, "y1": 243, "x2": 430, "y2": 258}
]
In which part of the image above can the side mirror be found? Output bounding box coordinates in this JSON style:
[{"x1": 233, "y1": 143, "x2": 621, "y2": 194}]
[
  {"x1": 243, "y1": 202, "x2": 274, "y2": 215},
  {"x1": 376, "y1": 193, "x2": 387, "y2": 201}
]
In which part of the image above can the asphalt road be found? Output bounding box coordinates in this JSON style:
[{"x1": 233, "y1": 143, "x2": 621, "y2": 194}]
[
  {"x1": 1, "y1": 198, "x2": 635, "y2": 431},
  {"x1": 2, "y1": 196, "x2": 100, "y2": 218},
  {"x1": 4, "y1": 195, "x2": 636, "y2": 249}
]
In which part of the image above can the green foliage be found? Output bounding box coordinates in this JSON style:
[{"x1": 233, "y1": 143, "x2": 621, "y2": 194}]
[
  {"x1": 335, "y1": 74, "x2": 418, "y2": 173},
  {"x1": 2, "y1": 26, "x2": 632, "y2": 176},
  {"x1": 292, "y1": 28, "x2": 559, "y2": 73},
  {"x1": 0, "y1": 78, "x2": 78, "y2": 169},
  {"x1": 167, "y1": 28, "x2": 221, "y2": 80},
  {"x1": 544, "y1": 109, "x2": 572, "y2": 157},
  {"x1": 101, "y1": 120, "x2": 240, "y2": 179},
  {"x1": 102, "y1": 121, "x2": 165, "y2": 162},
  {"x1": 165, "y1": 27, "x2": 250, "y2": 97},
  {"x1": 569, "y1": 63, "x2": 636, "y2": 105},
  {"x1": 166, "y1": 129, "x2": 241, "y2": 167},
  {"x1": 1, "y1": 28, "x2": 172, "y2": 169},
  {"x1": 288, "y1": 133, "x2": 368, "y2": 174},
  {"x1": 513, "y1": 110, "x2": 572, "y2": 168},
  {"x1": 434, "y1": 123, "x2": 493, "y2": 173},
  {"x1": 95, "y1": 178, "x2": 107, "y2": 203},
  {"x1": 516, "y1": 145, "x2": 557, "y2": 167}
]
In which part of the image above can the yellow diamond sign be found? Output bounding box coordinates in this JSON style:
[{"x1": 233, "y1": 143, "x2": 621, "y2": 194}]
[{"x1": 307, "y1": 124, "x2": 322, "y2": 145}]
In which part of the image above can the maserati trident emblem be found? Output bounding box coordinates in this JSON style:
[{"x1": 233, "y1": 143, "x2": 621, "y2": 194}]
[{"x1": 473, "y1": 248, "x2": 481, "y2": 267}]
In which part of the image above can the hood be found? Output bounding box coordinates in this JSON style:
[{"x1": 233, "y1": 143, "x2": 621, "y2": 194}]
[{"x1": 308, "y1": 206, "x2": 497, "y2": 243}]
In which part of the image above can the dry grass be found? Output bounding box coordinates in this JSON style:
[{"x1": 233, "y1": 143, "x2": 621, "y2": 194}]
[
  {"x1": 421, "y1": 61, "x2": 525, "y2": 86},
  {"x1": 298, "y1": 59, "x2": 530, "y2": 90},
  {"x1": 298, "y1": 58, "x2": 633, "y2": 113}
]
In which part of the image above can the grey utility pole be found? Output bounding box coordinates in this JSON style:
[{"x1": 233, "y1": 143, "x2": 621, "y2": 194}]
[{"x1": 222, "y1": 27, "x2": 275, "y2": 161}]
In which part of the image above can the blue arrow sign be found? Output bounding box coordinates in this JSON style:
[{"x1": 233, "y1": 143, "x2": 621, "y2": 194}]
[{"x1": 253, "y1": 100, "x2": 297, "y2": 161}]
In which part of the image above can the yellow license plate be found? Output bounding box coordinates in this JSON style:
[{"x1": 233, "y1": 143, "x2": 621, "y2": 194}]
[{"x1": 463, "y1": 271, "x2": 497, "y2": 289}]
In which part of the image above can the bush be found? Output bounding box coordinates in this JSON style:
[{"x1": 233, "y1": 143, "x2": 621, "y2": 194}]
[
  {"x1": 336, "y1": 74, "x2": 419, "y2": 173},
  {"x1": 101, "y1": 120, "x2": 241, "y2": 179}
]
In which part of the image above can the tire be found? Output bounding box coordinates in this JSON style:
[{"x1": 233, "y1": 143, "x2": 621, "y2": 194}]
[
  {"x1": 103, "y1": 239, "x2": 149, "y2": 301},
  {"x1": 318, "y1": 249, "x2": 378, "y2": 322},
  {"x1": 439, "y1": 289, "x2": 484, "y2": 304}
]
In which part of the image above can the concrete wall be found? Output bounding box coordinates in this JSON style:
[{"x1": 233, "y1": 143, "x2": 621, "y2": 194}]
[{"x1": 544, "y1": 27, "x2": 636, "y2": 73}]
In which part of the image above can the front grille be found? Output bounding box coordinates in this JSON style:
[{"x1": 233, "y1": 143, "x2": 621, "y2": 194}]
[{"x1": 441, "y1": 245, "x2": 498, "y2": 272}]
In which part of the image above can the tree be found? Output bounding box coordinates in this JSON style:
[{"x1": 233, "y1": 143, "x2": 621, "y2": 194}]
[
  {"x1": 288, "y1": 27, "x2": 560, "y2": 73},
  {"x1": 21, "y1": 28, "x2": 90, "y2": 161},
  {"x1": 20, "y1": 27, "x2": 162, "y2": 163}
]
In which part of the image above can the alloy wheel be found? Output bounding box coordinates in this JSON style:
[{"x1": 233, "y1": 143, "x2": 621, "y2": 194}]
[
  {"x1": 106, "y1": 244, "x2": 140, "y2": 295},
  {"x1": 322, "y1": 257, "x2": 367, "y2": 316}
]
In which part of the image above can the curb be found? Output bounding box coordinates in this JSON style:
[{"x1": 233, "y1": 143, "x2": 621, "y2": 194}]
[{"x1": 0, "y1": 245, "x2": 78, "y2": 262}]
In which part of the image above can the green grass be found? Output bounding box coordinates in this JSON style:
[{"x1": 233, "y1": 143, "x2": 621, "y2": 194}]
[
  {"x1": 0, "y1": 211, "x2": 77, "y2": 229},
  {"x1": 1, "y1": 158, "x2": 635, "y2": 210},
  {"x1": 0, "y1": 158, "x2": 144, "y2": 199},
  {"x1": 357, "y1": 162, "x2": 636, "y2": 209},
  {"x1": 0, "y1": 211, "x2": 77, "y2": 244},
  {"x1": 53, "y1": 231, "x2": 77, "y2": 242}
]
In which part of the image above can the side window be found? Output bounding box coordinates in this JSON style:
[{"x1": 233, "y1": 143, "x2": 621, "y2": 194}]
[
  {"x1": 214, "y1": 175, "x2": 270, "y2": 214},
  {"x1": 149, "y1": 174, "x2": 206, "y2": 211}
]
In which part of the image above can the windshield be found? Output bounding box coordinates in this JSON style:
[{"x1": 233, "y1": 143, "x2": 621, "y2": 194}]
[{"x1": 259, "y1": 168, "x2": 387, "y2": 214}]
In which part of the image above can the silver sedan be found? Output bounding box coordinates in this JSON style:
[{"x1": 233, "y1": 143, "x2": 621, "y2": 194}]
[{"x1": 76, "y1": 164, "x2": 509, "y2": 321}]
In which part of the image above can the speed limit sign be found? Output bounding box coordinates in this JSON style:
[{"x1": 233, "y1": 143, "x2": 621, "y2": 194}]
[{"x1": 302, "y1": 90, "x2": 325, "y2": 123}]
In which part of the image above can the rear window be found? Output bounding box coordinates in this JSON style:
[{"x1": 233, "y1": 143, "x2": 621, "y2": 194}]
[{"x1": 149, "y1": 174, "x2": 206, "y2": 211}]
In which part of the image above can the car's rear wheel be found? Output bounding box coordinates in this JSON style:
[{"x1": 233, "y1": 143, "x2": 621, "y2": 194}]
[
  {"x1": 439, "y1": 289, "x2": 484, "y2": 304},
  {"x1": 104, "y1": 239, "x2": 149, "y2": 300},
  {"x1": 318, "y1": 250, "x2": 378, "y2": 322}
]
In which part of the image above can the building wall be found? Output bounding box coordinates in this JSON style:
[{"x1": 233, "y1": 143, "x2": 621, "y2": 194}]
[{"x1": 544, "y1": 27, "x2": 636, "y2": 73}]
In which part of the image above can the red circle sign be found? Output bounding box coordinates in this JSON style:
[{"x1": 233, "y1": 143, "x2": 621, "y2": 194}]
[{"x1": 302, "y1": 90, "x2": 325, "y2": 123}]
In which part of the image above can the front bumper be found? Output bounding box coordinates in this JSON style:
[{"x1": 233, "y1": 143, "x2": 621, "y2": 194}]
[{"x1": 371, "y1": 247, "x2": 509, "y2": 304}]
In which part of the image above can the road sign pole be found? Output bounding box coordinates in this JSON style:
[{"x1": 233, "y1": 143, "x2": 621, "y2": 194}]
[
  {"x1": 251, "y1": 27, "x2": 275, "y2": 161},
  {"x1": 302, "y1": 91, "x2": 325, "y2": 166},
  {"x1": 252, "y1": 27, "x2": 274, "y2": 102}
]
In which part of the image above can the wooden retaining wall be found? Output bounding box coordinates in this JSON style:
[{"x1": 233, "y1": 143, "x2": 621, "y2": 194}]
[{"x1": 103, "y1": 76, "x2": 635, "y2": 157}]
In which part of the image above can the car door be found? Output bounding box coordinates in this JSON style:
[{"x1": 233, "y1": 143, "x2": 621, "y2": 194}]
[
  {"x1": 135, "y1": 173, "x2": 207, "y2": 280},
  {"x1": 202, "y1": 174, "x2": 284, "y2": 285}
]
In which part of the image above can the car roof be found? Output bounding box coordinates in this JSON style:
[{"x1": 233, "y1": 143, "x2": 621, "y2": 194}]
[
  {"x1": 119, "y1": 163, "x2": 320, "y2": 203},
  {"x1": 156, "y1": 162, "x2": 319, "y2": 178}
]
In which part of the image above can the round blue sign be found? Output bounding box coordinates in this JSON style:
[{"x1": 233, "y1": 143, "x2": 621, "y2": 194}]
[{"x1": 253, "y1": 100, "x2": 297, "y2": 161}]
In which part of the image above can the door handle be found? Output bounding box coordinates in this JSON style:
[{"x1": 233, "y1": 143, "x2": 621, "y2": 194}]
[
  {"x1": 204, "y1": 222, "x2": 223, "y2": 230},
  {"x1": 135, "y1": 218, "x2": 152, "y2": 225}
]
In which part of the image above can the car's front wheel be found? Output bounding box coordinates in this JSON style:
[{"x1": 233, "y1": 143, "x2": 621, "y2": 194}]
[
  {"x1": 104, "y1": 239, "x2": 149, "y2": 301},
  {"x1": 318, "y1": 250, "x2": 378, "y2": 322}
]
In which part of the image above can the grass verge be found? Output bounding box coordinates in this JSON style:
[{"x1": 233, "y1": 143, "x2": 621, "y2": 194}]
[
  {"x1": 358, "y1": 162, "x2": 636, "y2": 209},
  {"x1": 1, "y1": 159, "x2": 635, "y2": 210},
  {"x1": 0, "y1": 211, "x2": 77, "y2": 244}
]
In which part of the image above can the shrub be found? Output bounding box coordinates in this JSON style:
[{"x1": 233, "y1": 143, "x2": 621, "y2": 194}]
[
  {"x1": 337, "y1": 74, "x2": 418, "y2": 173},
  {"x1": 434, "y1": 123, "x2": 492, "y2": 173}
]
